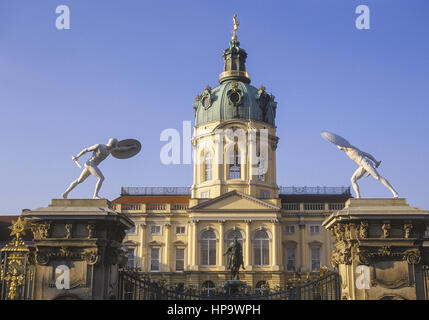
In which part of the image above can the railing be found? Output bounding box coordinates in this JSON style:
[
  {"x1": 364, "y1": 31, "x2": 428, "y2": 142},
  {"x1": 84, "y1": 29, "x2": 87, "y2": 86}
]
[
  {"x1": 122, "y1": 203, "x2": 141, "y2": 211},
  {"x1": 279, "y1": 186, "x2": 351, "y2": 195},
  {"x1": 171, "y1": 204, "x2": 189, "y2": 210},
  {"x1": 329, "y1": 203, "x2": 345, "y2": 210},
  {"x1": 118, "y1": 271, "x2": 341, "y2": 300},
  {"x1": 282, "y1": 203, "x2": 300, "y2": 210},
  {"x1": 146, "y1": 203, "x2": 166, "y2": 211},
  {"x1": 121, "y1": 186, "x2": 351, "y2": 196},
  {"x1": 121, "y1": 187, "x2": 191, "y2": 196},
  {"x1": 304, "y1": 203, "x2": 325, "y2": 211}
]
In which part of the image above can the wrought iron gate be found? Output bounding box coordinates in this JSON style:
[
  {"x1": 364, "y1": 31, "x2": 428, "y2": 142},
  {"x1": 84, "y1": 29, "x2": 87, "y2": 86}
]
[
  {"x1": 423, "y1": 265, "x2": 429, "y2": 300},
  {"x1": 0, "y1": 217, "x2": 34, "y2": 300},
  {"x1": 118, "y1": 271, "x2": 341, "y2": 300}
]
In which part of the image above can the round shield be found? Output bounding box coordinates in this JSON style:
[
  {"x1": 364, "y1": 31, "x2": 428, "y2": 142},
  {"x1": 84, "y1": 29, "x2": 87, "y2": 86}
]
[
  {"x1": 321, "y1": 131, "x2": 353, "y2": 148},
  {"x1": 111, "y1": 139, "x2": 141, "y2": 159}
]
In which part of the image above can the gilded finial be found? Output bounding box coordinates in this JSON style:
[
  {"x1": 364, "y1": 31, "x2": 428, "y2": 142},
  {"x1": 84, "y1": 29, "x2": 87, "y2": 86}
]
[
  {"x1": 232, "y1": 14, "x2": 240, "y2": 41},
  {"x1": 8, "y1": 217, "x2": 28, "y2": 239}
]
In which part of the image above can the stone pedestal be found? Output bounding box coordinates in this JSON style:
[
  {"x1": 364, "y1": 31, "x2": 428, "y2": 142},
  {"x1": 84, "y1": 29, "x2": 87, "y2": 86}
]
[
  {"x1": 22, "y1": 199, "x2": 134, "y2": 300},
  {"x1": 323, "y1": 198, "x2": 429, "y2": 300}
]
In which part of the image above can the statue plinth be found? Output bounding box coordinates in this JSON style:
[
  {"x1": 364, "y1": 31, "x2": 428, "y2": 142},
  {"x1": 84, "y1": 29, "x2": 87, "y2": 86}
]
[
  {"x1": 323, "y1": 198, "x2": 429, "y2": 300},
  {"x1": 223, "y1": 280, "x2": 247, "y2": 296},
  {"x1": 22, "y1": 198, "x2": 134, "y2": 300}
]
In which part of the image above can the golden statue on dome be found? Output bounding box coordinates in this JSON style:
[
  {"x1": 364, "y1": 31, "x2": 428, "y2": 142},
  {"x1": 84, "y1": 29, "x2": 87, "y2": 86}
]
[{"x1": 232, "y1": 14, "x2": 240, "y2": 41}]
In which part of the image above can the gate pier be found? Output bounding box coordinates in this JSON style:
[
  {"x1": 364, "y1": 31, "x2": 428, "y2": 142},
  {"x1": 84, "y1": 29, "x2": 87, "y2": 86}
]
[
  {"x1": 323, "y1": 198, "x2": 429, "y2": 300},
  {"x1": 22, "y1": 199, "x2": 134, "y2": 300}
]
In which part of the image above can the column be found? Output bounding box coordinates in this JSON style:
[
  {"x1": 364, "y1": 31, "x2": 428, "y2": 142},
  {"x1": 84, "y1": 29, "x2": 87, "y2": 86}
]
[
  {"x1": 164, "y1": 223, "x2": 171, "y2": 272},
  {"x1": 248, "y1": 132, "x2": 256, "y2": 185},
  {"x1": 191, "y1": 139, "x2": 198, "y2": 198},
  {"x1": 187, "y1": 221, "x2": 192, "y2": 270},
  {"x1": 272, "y1": 141, "x2": 278, "y2": 188},
  {"x1": 245, "y1": 220, "x2": 252, "y2": 269},
  {"x1": 214, "y1": 134, "x2": 222, "y2": 182},
  {"x1": 191, "y1": 220, "x2": 198, "y2": 268},
  {"x1": 323, "y1": 222, "x2": 330, "y2": 269},
  {"x1": 141, "y1": 223, "x2": 147, "y2": 271},
  {"x1": 218, "y1": 220, "x2": 225, "y2": 268},
  {"x1": 272, "y1": 219, "x2": 279, "y2": 270},
  {"x1": 299, "y1": 217, "x2": 305, "y2": 272}
]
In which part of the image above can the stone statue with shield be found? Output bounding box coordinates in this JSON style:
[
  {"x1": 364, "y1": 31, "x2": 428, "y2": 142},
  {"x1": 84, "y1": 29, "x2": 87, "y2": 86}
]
[
  {"x1": 321, "y1": 131, "x2": 398, "y2": 199},
  {"x1": 62, "y1": 138, "x2": 141, "y2": 199}
]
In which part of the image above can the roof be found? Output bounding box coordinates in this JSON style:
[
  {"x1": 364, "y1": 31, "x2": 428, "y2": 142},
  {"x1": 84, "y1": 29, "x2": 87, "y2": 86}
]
[
  {"x1": 193, "y1": 80, "x2": 276, "y2": 127},
  {"x1": 112, "y1": 195, "x2": 191, "y2": 204}
]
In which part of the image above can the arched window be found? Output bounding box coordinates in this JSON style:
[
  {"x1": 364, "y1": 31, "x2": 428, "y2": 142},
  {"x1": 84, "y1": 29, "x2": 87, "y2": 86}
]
[
  {"x1": 253, "y1": 229, "x2": 269, "y2": 266},
  {"x1": 200, "y1": 229, "x2": 216, "y2": 266},
  {"x1": 255, "y1": 280, "x2": 268, "y2": 295},
  {"x1": 225, "y1": 229, "x2": 243, "y2": 249},
  {"x1": 229, "y1": 147, "x2": 241, "y2": 179},
  {"x1": 201, "y1": 280, "x2": 216, "y2": 296},
  {"x1": 204, "y1": 152, "x2": 212, "y2": 181}
]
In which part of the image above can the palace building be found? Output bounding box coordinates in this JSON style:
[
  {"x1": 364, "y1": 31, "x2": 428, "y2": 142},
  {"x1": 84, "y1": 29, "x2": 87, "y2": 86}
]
[{"x1": 113, "y1": 22, "x2": 352, "y2": 292}]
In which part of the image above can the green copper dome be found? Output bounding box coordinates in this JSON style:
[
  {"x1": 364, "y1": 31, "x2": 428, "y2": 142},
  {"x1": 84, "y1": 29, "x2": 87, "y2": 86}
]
[{"x1": 193, "y1": 40, "x2": 277, "y2": 127}]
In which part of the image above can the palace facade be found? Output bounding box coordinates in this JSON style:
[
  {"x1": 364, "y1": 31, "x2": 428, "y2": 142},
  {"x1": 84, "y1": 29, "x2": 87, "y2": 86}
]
[{"x1": 113, "y1": 25, "x2": 352, "y2": 292}]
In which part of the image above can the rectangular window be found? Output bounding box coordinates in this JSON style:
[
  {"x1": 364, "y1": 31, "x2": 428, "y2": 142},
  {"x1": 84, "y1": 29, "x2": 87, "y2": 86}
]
[
  {"x1": 126, "y1": 248, "x2": 135, "y2": 268},
  {"x1": 201, "y1": 240, "x2": 216, "y2": 265},
  {"x1": 176, "y1": 248, "x2": 185, "y2": 271},
  {"x1": 286, "y1": 248, "x2": 296, "y2": 272},
  {"x1": 229, "y1": 148, "x2": 241, "y2": 179},
  {"x1": 176, "y1": 226, "x2": 186, "y2": 235},
  {"x1": 309, "y1": 225, "x2": 321, "y2": 235},
  {"x1": 200, "y1": 190, "x2": 210, "y2": 199},
  {"x1": 151, "y1": 225, "x2": 161, "y2": 235},
  {"x1": 311, "y1": 247, "x2": 321, "y2": 272},
  {"x1": 150, "y1": 248, "x2": 160, "y2": 271},
  {"x1": 260, "y1": 190, "x2": 270, "y2": 199},
  {"x1": 253, "y1": 240, "x2": 269, "y2": 266},
  {"x1": 285, "y1": 225, "x2": 296, "y2": 234}
]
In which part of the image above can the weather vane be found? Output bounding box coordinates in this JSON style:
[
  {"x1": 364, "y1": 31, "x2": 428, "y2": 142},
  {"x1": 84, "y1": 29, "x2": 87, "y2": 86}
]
[{"x1": 232, "y1": 14, "x2": 239, "y2": 41}]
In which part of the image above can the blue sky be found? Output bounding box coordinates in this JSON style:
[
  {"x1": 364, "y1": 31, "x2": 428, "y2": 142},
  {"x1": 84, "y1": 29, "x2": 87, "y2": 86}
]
[{"x1": 0, "y1": 0, "x2": 428, "y2": 214}]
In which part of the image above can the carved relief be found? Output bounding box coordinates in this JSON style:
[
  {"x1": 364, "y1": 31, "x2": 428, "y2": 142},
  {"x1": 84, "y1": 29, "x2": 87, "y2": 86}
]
[
  {"x1": 359, "y1": 221, "x2": 368, "y2": 239},
  {"x1": 356, "y1": 247, "x2": 421, "y2": 265},
  {"x1": 65, "y1": 224, "x2": 72, "y2": 239},
  {"x1": 358, "y1": 249, "x2": 370, "y2": 265},
  {"x1": 379, "y1": 245, "x2": 392, "y2": 256},
  {"x1": 35, "y1": 246, "x2": 101, "y2": 266},
  {"x1": 330, "y1": 243, "x2": 353, "y2": 266},
  {"x1": 227, "y1": 81, "x2": 242, "y2": 119},
  {"x1": 35, "y1": 251, "x2": 49, "y2": 265},
  {"x1": 87, "y1": 224, "x2": 95, "y2": 239},
  {"x1": 31, "y1": 222, "x2": 51, "y2": 240},
  {"x1": 332, "y1": 224, "x2": 345, "y2": 242},
  {"x1": 82, "y1": 248, "x2": 99, "y2": 265},
  {"x1": 381, "y1": 224, "x2": 391, "y2": 238},
  {"x1": 403, "y1": 224, "x2": 413, "y2": 239},
  {"x1": 201, "y1": 85, "x2": 213, "y2": 110},
  {"x1": 403, "y1": 248, "x2": 421, "y2": 265}
]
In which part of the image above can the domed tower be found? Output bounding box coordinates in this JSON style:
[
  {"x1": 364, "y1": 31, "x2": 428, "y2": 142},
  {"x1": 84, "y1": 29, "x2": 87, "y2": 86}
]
[{"x1": 191, "y1": 15, "x2": 279, "y2": 204}]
